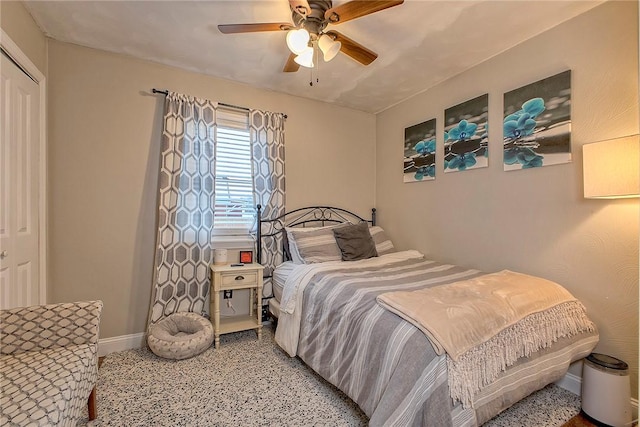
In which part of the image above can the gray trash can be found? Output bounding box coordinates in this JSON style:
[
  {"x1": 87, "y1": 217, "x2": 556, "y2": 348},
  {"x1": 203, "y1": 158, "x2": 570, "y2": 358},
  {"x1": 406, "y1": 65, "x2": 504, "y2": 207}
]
[{"x1": 581, "y1": 353, "x2": 632, "y2": 427}]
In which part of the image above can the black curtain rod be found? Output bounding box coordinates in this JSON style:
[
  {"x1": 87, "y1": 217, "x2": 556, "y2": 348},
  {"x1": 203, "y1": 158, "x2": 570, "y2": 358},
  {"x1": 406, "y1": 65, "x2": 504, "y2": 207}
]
[{"x1": 152, "y1": 88, "x2": 287, "y2": 119}]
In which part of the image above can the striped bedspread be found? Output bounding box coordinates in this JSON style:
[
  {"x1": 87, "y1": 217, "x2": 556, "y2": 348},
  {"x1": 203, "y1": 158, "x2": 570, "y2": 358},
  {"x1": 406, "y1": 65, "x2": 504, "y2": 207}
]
[{"x1": 273, "y1": 251, "x2": 599, "y2": 426}]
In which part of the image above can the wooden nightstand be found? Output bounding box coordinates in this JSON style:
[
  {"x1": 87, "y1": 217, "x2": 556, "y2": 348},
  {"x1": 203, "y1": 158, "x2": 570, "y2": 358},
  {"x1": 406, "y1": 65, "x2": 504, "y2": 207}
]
[{"x1": 210, "y1": 263, "x2": 264, "y2": 349}]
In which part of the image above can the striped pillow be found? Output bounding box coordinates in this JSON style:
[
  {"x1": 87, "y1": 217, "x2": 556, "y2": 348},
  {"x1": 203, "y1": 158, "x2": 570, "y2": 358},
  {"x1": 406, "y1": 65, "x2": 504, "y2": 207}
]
[
  {"x1": 369, "y1": 226, "x2": 396, "y2": 255},
  {"x1": 285, "y1": 226, "x2": 331, "y2": 264},
  {"x1": 287, "y1": 226, "x2": 343, "y2": 264}
]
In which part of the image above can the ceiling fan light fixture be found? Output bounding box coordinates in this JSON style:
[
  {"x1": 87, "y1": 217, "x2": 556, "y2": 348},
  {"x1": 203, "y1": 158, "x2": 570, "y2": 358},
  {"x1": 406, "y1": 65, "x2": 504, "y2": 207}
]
[
  {"x1": 294, "y1": 46, "x2": 314, "y2": 68},
  {"x1": 286, "y1": 28, "x2": 310, "y2": 54},
  {"x1": 318, "y1": 34, "x2": 341, "y2": 62}
]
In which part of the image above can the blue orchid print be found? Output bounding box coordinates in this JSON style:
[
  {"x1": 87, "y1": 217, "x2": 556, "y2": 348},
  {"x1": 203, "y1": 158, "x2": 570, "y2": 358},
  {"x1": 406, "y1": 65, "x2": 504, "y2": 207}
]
[
  {"x1": 504, "y1": 147, "x2": 544, "y2": 169},
  {"x1": 503, "y1": 97, "x2": 547, "y2": 169},
  {"x1": 444, "y1": 119, "x2": 487, "y2": 172},
  {"x1": 503, "y1": 97, "x2": 545, "y2": 141},
  {"x1": 522, "y1": 97, "x2": 545, "y2": 117},
  {"x1": 448, "y1": 120, "x2": 477, "y2": 141},
  {"x1": 504, "y1": 113, "x2": 537, "y2": 139},
  {"x1": 447, "y1": 152, "x2": 477, "y2": 171},
  {"x1": 414, "y1": 139, "x2": 436, "y2": 156},
  {"x1": 414, "y1": 164, "x2": 435, "y2": 180}
]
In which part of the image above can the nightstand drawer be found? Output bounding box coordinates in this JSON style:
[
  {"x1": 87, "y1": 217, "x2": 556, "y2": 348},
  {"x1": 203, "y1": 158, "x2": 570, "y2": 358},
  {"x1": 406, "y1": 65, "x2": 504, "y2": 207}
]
[{"x1": 220, "y1": 271, "x2": 258, "y2": 288}]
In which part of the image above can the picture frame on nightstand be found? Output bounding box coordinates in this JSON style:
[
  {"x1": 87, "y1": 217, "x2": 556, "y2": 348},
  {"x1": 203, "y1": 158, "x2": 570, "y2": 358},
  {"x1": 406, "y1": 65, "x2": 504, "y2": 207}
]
[{"x1": 239, "y1": 250, "x2": 253, "y2": 264}]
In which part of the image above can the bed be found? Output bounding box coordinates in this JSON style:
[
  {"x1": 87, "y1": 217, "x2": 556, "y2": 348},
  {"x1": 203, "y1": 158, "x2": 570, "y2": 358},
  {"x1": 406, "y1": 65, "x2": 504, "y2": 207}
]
[{"x1": 257, "y1": 205, "x2": 599, "y2": 426}]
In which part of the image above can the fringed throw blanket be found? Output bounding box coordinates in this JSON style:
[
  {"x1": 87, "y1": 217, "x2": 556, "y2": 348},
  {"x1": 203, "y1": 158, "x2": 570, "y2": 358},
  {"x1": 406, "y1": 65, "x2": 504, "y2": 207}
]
[{"x1": 376, "y1": 270, "x2": 597, "y2": 408}]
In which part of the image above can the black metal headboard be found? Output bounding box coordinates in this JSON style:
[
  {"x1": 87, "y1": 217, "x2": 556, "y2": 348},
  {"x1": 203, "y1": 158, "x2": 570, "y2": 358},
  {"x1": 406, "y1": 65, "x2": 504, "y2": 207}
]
[{"x1": 256, "y1": 205, "x2": 376, "y2": 265}]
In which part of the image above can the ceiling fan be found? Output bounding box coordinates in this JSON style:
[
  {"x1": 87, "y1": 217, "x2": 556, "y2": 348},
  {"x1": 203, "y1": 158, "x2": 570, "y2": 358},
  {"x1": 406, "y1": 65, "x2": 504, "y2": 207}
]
[{"x1": 218, "y1": 0, "x2": 404, "y2": 72}]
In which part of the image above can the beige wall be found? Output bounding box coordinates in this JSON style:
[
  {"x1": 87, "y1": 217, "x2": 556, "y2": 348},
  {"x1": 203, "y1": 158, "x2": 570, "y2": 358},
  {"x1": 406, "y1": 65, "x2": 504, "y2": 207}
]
[
  {"x1": 0, "y1": 1, "x2": 47, "y2": 74},
  {"x1": 46, "y1": 40, "x2": 375, "y2": 339},
  {"x1": 376, "y1": 1, "x2": 639, "y2": 396}
]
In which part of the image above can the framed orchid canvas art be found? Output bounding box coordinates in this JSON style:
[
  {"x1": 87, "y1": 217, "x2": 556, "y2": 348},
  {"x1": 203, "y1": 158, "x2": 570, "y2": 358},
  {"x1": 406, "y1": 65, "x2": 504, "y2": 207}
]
[
  {"x1": 503, "y1": 70, "x2": 572, "y2": 171},
  {"x1": 404, "y1": 118, "x2": 436, "y2": 182},
  {"x1": 444, "y1": 94, "x2": 489, "y2": 173}
]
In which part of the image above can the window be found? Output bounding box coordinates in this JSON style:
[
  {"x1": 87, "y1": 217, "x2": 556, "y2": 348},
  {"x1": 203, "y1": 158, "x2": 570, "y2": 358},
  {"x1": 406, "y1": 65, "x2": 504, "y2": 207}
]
[{"x1": 213, "y1": 107, "x2": 254, "y2": 235}]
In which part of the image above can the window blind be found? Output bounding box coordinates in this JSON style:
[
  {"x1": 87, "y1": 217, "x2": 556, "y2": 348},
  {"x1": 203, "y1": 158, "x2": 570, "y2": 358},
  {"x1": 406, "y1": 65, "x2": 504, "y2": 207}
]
[{"x1": 213, "y1": 107, "x2": 254, "y2": 233}]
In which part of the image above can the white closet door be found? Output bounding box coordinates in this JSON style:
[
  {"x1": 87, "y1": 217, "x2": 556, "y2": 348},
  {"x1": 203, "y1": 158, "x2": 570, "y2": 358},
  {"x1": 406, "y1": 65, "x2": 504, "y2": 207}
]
[{"x1": 0, "y1": 54, "x2": 40, "y2": 309}]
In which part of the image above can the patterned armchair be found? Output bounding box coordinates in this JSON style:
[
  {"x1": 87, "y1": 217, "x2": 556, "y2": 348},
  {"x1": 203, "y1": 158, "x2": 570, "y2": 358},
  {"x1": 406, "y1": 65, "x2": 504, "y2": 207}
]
[{"x1": 0, "y1": 301, "x2": 103, "y2": 426}]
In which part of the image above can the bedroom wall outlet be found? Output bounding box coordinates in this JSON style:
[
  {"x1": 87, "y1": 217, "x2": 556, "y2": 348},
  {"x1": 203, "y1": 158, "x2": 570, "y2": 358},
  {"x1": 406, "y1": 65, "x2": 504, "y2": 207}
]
[{"x1": 223, "y1": 290, "x2": 233, "y2": 299}]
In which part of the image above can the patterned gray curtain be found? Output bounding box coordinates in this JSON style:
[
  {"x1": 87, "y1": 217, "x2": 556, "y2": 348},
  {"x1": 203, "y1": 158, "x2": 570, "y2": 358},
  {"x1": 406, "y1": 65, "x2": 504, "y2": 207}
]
[
  {"x1": 148, "y1": 92, "x2": 217, "y2": 325},
  {"x1": 250, "y1": 110, "x2": 286, "y2": 298}
]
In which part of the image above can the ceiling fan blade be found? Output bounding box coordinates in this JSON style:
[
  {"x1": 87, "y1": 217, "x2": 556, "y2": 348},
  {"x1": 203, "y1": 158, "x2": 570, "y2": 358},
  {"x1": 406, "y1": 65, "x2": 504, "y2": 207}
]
[
  {"x1": 218, "y1": 23, "x2": 292, "y2": 34},
  {"x1": 325, "y1": 1, "x2": 404, "y2": 24},
  {"x1": 326, "y1": 31, "x2": 377, "y2": 65},
  {"x1": 289, "y1": 0, "x2": 311, "y2": 17},
  {"x1": 283, "y1": 53, "x2": 301, "y2": 72}
]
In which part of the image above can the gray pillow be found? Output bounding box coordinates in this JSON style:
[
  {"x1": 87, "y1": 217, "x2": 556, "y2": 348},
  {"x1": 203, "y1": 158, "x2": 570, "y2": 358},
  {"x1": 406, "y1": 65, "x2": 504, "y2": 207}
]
[{"x1": 332, "y1": 222, "x2": 378, "y2": 261}]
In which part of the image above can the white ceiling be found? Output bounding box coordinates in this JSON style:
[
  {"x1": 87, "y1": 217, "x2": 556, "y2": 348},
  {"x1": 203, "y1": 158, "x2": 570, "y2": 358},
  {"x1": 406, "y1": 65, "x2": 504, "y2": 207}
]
[{"x1": 24, "y1": 0, "x2": 603, "y2": 113}]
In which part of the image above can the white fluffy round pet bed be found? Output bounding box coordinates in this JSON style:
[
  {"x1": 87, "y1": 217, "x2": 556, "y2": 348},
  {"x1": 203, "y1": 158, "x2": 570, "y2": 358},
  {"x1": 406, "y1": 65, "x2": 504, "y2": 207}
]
[{"x1": 147, "y1": 312, "x2": 213, "y2": 360}]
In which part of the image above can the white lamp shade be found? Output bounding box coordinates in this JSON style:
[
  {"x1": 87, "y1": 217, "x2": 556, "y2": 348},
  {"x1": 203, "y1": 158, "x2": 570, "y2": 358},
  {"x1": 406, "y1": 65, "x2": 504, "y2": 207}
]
[
  {"x1": 294, "y1": 47, "x2": 314, "y2": 68},
  {"x1": 583, "y1": 135, "x2": 640, "y2": 199},
  {"x1": 286, "y1": 29, "x2": 310, "y2": 55},
  {"x1": 318, "y1": 34, "x2": 341, "y2": 62}
]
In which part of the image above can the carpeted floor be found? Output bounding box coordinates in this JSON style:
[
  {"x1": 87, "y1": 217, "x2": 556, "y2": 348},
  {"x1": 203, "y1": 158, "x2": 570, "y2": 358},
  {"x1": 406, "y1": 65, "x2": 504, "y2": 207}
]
[{"x1": 80, "y1": 325, "x2": 583, "y2": 426}]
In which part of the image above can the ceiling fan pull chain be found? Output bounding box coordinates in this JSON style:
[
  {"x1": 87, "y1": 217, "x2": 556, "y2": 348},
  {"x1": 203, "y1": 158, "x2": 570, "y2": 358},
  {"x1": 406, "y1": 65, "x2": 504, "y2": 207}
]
[
  {"x1": 309, "y1": 44, "x2": 318, "y2": 87},
  {"x1": 315, "y1": 46, "x2": 320, "y2": 85}
]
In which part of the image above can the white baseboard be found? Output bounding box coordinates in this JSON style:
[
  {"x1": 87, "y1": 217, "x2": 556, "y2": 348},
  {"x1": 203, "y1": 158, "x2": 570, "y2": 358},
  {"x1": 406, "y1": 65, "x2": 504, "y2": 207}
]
[
  {"x1": 98, "y1": 332, "x2": 145, "y2": 357},
  {"x1": 555, "y1": 371, "x2": 582, "y2": 395},
  {"x1": 555, "y1": 372, "x2": 639, "y2": 421}
]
